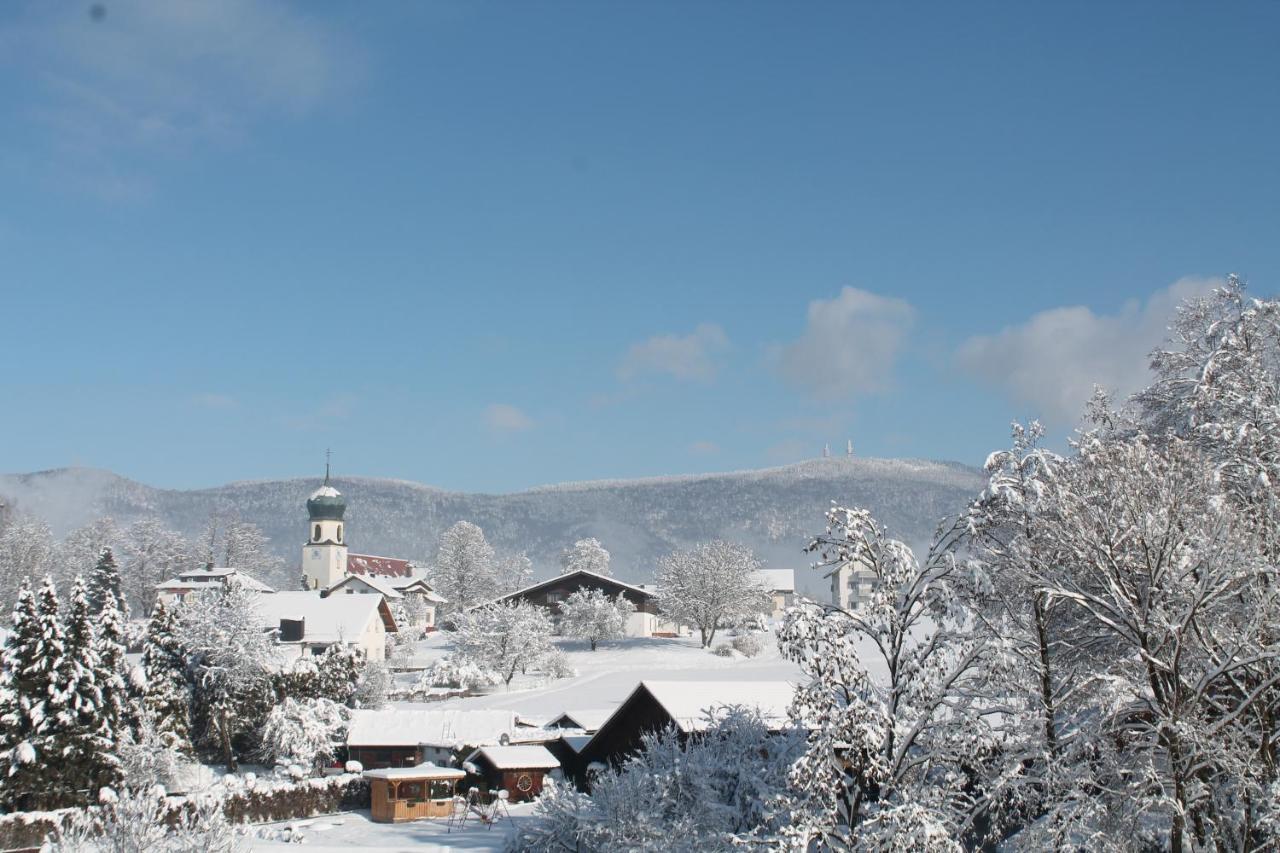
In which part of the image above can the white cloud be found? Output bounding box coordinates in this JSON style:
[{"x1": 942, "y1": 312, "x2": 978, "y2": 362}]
[
  {"x1": 618, "y1": 323, "x2": 729, "y2": 382},
  {"x1": 956, "y1": 276, "x2": 1223, "y2": 425},
  {"x1": 775, "y1": 287, "x2": 915, "y2": 399},
  {"x1": 484, "y1": 403, "x2": 535, "y2": 433}
]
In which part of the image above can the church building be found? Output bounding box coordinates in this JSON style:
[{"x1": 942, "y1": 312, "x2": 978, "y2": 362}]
[{"x1": 301, "y1": 468, "x2": 444, "y2": 630}]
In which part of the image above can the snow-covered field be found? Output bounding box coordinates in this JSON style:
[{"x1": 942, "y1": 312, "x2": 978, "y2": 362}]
[
  {"x1": 394, "y1": 630, "x2": 806, "y2": 721},
  {"x1": 250, "y1": 804, "x2": 537, "y2": 851}
]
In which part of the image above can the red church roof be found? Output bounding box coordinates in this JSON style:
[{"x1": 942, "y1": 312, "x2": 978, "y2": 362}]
[{"x1": 347, "y1": 553, "x2": 413, "y2": 578}]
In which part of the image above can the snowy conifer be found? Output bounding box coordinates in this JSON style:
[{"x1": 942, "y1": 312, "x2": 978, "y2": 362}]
[
  {"x1": 86, "y1": 546, "x2": 127, "y2": 618},
  {"x1": 0, "y1": 580, "x2": 51, "y2": 811},
  {"x1": 558, "y1": 587, "x2": 633, "y2": 650},
  {"x1": 315, "y1": 643, "x2": 363, "y2": 706},
  {"x1": 58, "y1": 576, "x2": 120, "y2": 804},
  {"x1": 140, "y1": 600, "x2": 193, "y2": 752}
]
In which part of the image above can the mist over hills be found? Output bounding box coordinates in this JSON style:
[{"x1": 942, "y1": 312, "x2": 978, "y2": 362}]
[{"x1": 0, "y1": 458, "x2": 985, "y2": 599}]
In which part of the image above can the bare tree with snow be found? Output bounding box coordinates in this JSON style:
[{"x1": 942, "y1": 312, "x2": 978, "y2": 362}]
[
  {"x1": 558, "y1": 587, "x2": 634, "y2": 650},
  {"x1": 120, "y1": 518, "x2": 192, "y2": 613},
  {"x1": 560, "y1": 537, "x2": 611, "y2": 576},
  {"x1": 448, "y1": 599, "x2": 553, "y2": 686},
  {"x1": 655, "y1": 541, "x2": 770, "y2": 648},
  {"x1": 429, "y1": 521, "x2": 498, "y2": 611}
]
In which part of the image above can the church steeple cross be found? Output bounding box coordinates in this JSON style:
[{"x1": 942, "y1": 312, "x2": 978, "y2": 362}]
[{"x1": 325, "y1": 448, "x2": 332, "y2": 485}]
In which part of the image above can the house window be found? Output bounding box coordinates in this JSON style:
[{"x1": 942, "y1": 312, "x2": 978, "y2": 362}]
[
  {"x1": 398, "y1": 782, "x2": 422, "y2": 800},
  {"x1": 546, "y1": 591, "x2": 564, "y2": 604},
  {"x1": 429, "y1": 780, "x2": 454, "y2": 800}
]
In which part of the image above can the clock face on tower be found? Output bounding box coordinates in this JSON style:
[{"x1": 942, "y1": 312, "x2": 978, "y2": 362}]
[{"x1": 312, "y1": 549, "x2": 320, "y2": 558}]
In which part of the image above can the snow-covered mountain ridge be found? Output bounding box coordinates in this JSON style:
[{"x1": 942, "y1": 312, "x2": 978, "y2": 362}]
[{"x1": 0, "y1": 458, "x2": 984, "y2": 598}]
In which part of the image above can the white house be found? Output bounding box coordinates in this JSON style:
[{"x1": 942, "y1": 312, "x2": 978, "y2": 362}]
[
  {"x1": 154, "y1": 564, "x2": 274, "y2": 605},
  {"x1": 754, "y1": 568, "x2": 796, "y2": 618},
  {"x1": 253, "y1": 590, "x2": 397, "y2": 662},
  {"x1": 327, "y1": 572, "x2": 444, "y2": 631},
  {"x1": 831, "y1": 557, "x2": 877, "y2": 611}
]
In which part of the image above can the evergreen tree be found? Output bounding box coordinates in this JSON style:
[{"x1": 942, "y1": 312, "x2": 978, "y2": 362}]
[
  {"x1": 0, "y1": 580, "x2": 52, "y2": 811},
  {"x1": 315, "y1": 644, "x2": 362, "y2": 706},
  {"x1": 86, "y1": 546, "x2": 126, "y2": 618},
  {"x1": 95, "y1": 593, "x2": 132, "y2": 737},
  {"x1": 140, "y1": 600, "x2": 193, "y2": 752},
  {"x1": 56, "y1": 576, "x2": 120, "y2": 805}
]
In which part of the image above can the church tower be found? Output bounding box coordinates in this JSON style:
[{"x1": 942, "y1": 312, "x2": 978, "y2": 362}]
[{"x1": 301, "y1": 462, "x2": 348, "y2": 591}]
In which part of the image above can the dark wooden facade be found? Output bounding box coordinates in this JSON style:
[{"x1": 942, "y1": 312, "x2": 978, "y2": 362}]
[
  {"x1": 348, "y1": 745, "x2": 421, "y2": 770},
  {"x1": 468, "y1": 754, "x2": 553, "y2": 803},
  {"x1": 572, "y1": 684, "x2": 681, "y2": 788}
]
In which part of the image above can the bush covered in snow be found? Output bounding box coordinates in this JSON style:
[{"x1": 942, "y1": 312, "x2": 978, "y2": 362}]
[
  {"x1": 512, "y1": 707, "x2": 804, "y2": 851},
  {"x1": 541, "y1": 647, "x2": 577, "y2": 679},
  {"x1": 255, "y1": 697, "x2": 349, "y2": 774},
  {"x1": 417, "y1": 654, "x2": 502, "y2": 691},
  {"x1": 710, "y1": 643, "x2": 735, "y2": 658},
  {"x1": 730, "y1": 632, "x2": 762, "y2": 657}
]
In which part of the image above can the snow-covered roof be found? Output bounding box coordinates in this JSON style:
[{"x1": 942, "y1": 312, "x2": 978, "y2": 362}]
[
  {"x1": 387, "y1": 574, "x2": 447, "y2": 602},
  {"x1": 310, "y1": 485, "x2": 342, "y2": 500},
  {"x1": 347, "y1": 553, "x2": 414, "y2": 579},
  {"x1": 755, "y1": 569, "x2": 795, "y2": 593},
  {"x1": 466, "y1": 745, "x2": 560, "y2": 771},
  {"x1": 158, "y1": 568, "x2": 274, "y2": 593},
  {"x1": 347, "y1": 709, "x2": 519, "y2": 749},
  {"x1": 547, "y1": 709, "x2": 614, "y2": 732},
  {"x1": 639, "y1": 680, "x2": 797, "y2": 733},
  {"x1": 362, "y1": 763, "x2": 466, "y2": 781},
  {"x1": 253, "y1": 592, "x2": 386, "y2": 643},
  {"x1": 328, "y1": 574, "x2": 403, "y2": 600},
  {"x1": 498, "y1": 570, "x2": 655, "y2": 603}
]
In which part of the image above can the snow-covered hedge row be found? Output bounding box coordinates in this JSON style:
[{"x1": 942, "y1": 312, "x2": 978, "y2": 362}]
[{"x1": 0, "y1": 774, "x2": 369, "y2": 849}]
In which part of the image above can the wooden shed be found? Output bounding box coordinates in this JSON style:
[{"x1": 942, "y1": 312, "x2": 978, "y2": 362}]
[
  {"x1": 363, "y1": 764, "x2": 467, "y2": 822},
  {"x1": 464, "y1": 745, "x2": 561, "y2": 803}
]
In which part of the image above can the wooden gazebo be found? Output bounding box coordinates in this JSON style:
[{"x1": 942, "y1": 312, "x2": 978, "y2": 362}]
[{"x1": 363, "y1": 764, "x2": 467, "y2": 822}]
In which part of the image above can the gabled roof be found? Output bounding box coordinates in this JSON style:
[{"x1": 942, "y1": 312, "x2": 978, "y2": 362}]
[
  {"x1": 388, "y1": 574, "x2": 447, "y2": 602},
  {"x1": 253, "y1": 591, "x2": 392, "y2": 643},
  {"x1": 362, "y1": 763, "x2": 466, "y2": 781},
  {"x1": 347, "y1": 553, "x2": 414, "y2": 578},
  {"x1": 546, "y1": 709, "x2": 614, "y2": 732},
  {"x1": 498, "y1": 569, "x2": 655, "y2": 603},
  {"x1": 466, "y1": 745, "x2": 560, "y2": 771},
  {"x1": 755, "y1": 569, "x2": 796, "y2": 593},
  {"x1": 158, "y1": 568, "x2": 274, "y2": 593},
  {"x1": 347, "y1": 708, "x2": 519, "y2": 749},
  {"x1": 327, "y1": 574, "x2": 403, "y2": 599},
  {"x1": 637, "y1": 680, "x2": 796, "y2": 733}
]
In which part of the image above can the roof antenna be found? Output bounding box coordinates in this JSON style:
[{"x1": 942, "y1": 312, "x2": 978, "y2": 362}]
[{"x1": 325, "y1": 448, "x2": 332, "y2": 485}]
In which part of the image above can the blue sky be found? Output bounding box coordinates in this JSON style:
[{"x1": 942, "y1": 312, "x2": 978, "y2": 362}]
[{"x1": 2, "y1": 1, "x2": 1278, "y2": 492}]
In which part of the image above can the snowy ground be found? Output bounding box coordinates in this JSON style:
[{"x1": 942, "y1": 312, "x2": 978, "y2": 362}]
[
  {"x1": 392, "y1": 629, "x2": 807, "y2": 721},
  {"x1": 250, "y1": 804, "x2": 536, "y2": 851}
]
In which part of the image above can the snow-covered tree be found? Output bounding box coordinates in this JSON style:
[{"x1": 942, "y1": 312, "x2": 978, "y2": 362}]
[
  {"x1": 0, "y1": 579, "x2": 54, "y2": 811},
  {"x1": 86, "y1": 546, "x2": 127, "y2": 618},
  {"x1": 495, "y1": 550, "x2": 534, "y2": 594},
  {"x1": 513, "y1": 707, "x2": 805, "y2": 851},
  {"x1": 120, "y1": 518, "x2": 191, "y2": 614},
  {"x1": 56, "y1": 518, "x2": 120, "y2": 587},
  {"x1": 0, "y1": 517, "x2": 54, "y2": 602},
  {"x1": 59, "y1": 576, "x2": 121, "y2": 804},
  {"x1": 141, "y1": 600, "x2": 193, "y2": 752},
  {"x1": 655, "y1": 541, "x2": 771, "y2": 647},
  {"x1": 448, "y1": 600, "x2": 553, "y2": 686},
  {"x1": 429, "y1": 521, "x2": 498, "y2": 611},
  {"x1": 777, "y1": 507, "x2": 986, "y2": 850},
  {"x1": 560, "y1": 537, "x2": 611, "y2": 576},
  {"x1": 173, "y1": 584, "x2": 274, "y2": 770},
  {"x1": 417, "y1": 653, "x2": 502, "y2": 691},
  {"x1": 256, "y1": 696, "x2": 349, "y2": 773},
  {"x1": 558, "y1": 587, "x2": 633, "y2": 650},
  {"x1": 353, "y1": 660, "x2": 391, "y2": 709},
  {"x1": 221, "y1": 520, "x2": 286, "y2": 585},
  {"x1": 314, "y1": 643, "x2": 363, "y2": 706}
]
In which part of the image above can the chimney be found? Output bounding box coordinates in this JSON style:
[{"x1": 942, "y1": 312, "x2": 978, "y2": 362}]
[{"x1": 279, "y1": 618, "x2": 305, "y2": 643}]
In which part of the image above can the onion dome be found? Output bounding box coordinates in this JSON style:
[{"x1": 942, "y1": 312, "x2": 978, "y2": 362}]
[{"x1": 307, "y1": 482, "x2": 346, "y2": 520}]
